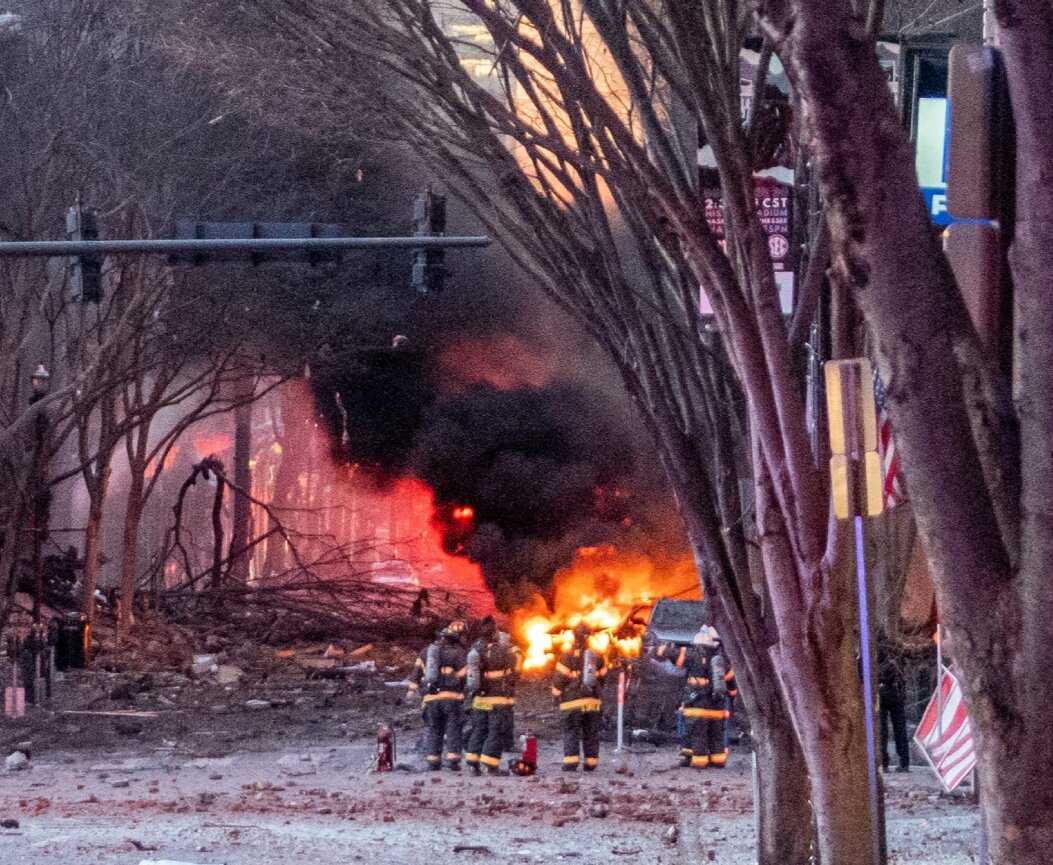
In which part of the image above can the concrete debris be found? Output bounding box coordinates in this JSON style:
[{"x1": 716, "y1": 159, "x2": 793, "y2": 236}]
[
  {"x1": 244, "y1": 700, "x2": 270, "y2": 711},
  {"x1": 5, "y1": 751, "x2": 29, "y2": 771},
  {"x1": 277, "y1": 754, "x2": 317, "y2": 777},
  {"x1": 137, "y1": 861, "x2": 225, "y2": 865},
  {"x1": 662, "y1": 825, "x2": 679, "y2": 845},
  {"x1": 0, "y1": 818, "x2": 20, "y2": 829},
  {"x1": 214, "y1": 666, "x2": 243, "y2": 685},
  {"x1": 587, "y1": 802, "x2": 609, "y2": 818}
]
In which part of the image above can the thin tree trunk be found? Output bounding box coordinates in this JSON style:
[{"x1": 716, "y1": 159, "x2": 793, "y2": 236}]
[
  {"x1": 750, "y1": 682, "x2": 814, "y2": 865},
  {"x1": 210, "y1": 473, "x2": 225, "y2": 593},
  {"x1": 229, "y1": 399, "x2": 253, "y2": 584},
  {"x1": 117, "y1": 464, "x2": 145, "y2": 636},
  {"x1": 82, "y1": 476, "x2": 108, "y2": 644}
]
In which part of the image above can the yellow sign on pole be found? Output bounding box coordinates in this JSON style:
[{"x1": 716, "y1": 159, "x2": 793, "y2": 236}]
[{"x1": 824, "y1": 358, "x2": 884, "y2": 519}]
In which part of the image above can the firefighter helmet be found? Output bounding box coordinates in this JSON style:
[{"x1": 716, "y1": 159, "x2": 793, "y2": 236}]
[
  {"x1": 441, "y1": 619, "x2": 467, "y2": 639},
  {"x1": 693, "y1": 625, "x2": 720, "y2": 647}
]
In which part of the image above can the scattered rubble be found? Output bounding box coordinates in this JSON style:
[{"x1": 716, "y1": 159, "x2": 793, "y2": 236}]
[{"x1": 5, "y1": 751, "x2": 30, "y2": 772}]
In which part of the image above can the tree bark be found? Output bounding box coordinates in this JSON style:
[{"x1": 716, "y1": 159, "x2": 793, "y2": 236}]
[
  {"x1": 750, "y1": 677, "x2": 815, "y2": 865},
  {"x1": 229, "y1": 399, "x2": 253, "y2": 584},
  {"x1": 983, "y1": 3, "x2": 1053, "y2": 857},
  {"x1": 82, "y1": 476, "x2": 107, "y2": 643},
  {"x1": 117, "y1": 463, "x2": 145, "y2": 635},
  {"x1": 210, "y1": 470, "x2": 225, "y2": 594}
]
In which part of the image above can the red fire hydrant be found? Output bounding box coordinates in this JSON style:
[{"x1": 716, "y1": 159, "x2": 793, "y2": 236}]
[
  {"x1": 376, "y1": 722, "x2": 395, "y2": 772},
  {"x1": 511, "y1": 734, "x2": 537, "y2": 776}
]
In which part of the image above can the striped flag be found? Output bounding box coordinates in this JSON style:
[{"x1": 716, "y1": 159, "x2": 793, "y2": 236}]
[
  {"x1": 873, "y1": 370, "x2": 906, "y2": 508},
  {"x1": 915, "y1": 666, "x2": 976, "y2": 792}
]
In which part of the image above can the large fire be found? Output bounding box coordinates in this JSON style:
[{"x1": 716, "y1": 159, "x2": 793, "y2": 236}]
[{"x1": 514, "y1": 546, "x2": 700, "y2": 671}]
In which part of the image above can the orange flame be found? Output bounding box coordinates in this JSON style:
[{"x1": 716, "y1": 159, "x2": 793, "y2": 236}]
[{"x1": 513, "y1": 547, "x2": 699, "y2": 671}]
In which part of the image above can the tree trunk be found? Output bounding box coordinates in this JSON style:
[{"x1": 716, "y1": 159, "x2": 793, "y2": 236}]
[
  {"x1": 229, "y1": 399, "x2": 253, "y2": 584},
  {"x1": 976, "y1": 705, "x2": 1053, "y2": 863},
  {"x1": 750, "y1": 681, "x2": 814, "y2": 865},
  {"x1": 210, "y1": 473, "x2": 225, "y2": 593},
  {"x1": 117, "y1": 464, "x2": 145, "y2": 636},
  {"x1": 82, "y1": 476, "x2": 108, "y2": 648}
]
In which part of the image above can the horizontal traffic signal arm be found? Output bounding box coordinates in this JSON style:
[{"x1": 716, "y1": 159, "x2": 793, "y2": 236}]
[{"x1": 0, "y1": 235, "x2": 489, "y2": 258}]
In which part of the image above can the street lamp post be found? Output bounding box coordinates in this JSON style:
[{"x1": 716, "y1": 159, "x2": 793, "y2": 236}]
[
  {"x1": 27, "y1": 365, "x2": 51, "y2": 705},
  {"x1": 28, "y1": 364, "x2": 50, "y2": 626}
]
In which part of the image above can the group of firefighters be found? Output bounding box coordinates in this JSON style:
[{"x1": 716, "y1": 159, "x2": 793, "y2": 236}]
[{"x1": 406, "y1": 616, "x2": 736, "y2": 774}]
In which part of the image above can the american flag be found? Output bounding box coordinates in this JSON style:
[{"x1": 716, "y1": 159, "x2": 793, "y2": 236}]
[
  {"x1": 873, "y1": 369, "x2": 906, "y2": 509},
  {"x1": 915, "y1": 666, "x2": 976, "y2": 792}
]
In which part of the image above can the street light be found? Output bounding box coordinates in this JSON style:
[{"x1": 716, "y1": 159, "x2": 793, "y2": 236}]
[{"x1": 27, "y1": 364, "x2": 52, "y2": 705}]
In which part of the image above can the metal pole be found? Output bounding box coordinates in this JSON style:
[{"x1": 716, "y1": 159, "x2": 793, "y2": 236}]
[
  {"x1": 983, "y1": 0, "x2": 1000, "y2": 46},
  {"x1": 616, "y1": 669, "x2": 625, "y2": 752},
  {"x1": 856, "y1": 514, "x2": 884, "y2": 865},
  {"x1": 936, "y1": 624, "x2": 944, "y2": 737},
  {"x1": 0, "y1": 235, "x2": 491, "y2": 258}
]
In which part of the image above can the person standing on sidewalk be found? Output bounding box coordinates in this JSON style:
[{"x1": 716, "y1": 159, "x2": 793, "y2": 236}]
[{"x1": 878, "y1": 630, "x2": 910, "y2": 772}]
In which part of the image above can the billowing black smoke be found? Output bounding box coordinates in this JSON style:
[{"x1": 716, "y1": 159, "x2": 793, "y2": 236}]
[
  {"x1": 412, "y1": 382, "x2": 637, "y2": 609},
  {"x1": 312, "y1": 214, "x2": 683, "y2": 610},
  {"x1": 314, "y1": 348, "x2": 680, "y2": 610}
]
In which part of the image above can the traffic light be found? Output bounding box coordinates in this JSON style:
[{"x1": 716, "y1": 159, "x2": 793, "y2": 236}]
[
  {"x1": 66, "y1": 206, "x2": 102, "y2": 303},
  {"x1": 411, "y1": 188, "x2": 447, "y2": 293}
]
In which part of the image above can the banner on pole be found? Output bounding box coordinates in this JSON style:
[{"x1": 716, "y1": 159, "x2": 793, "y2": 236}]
[{"x1": 914, "y1": 666, "x2": 976, "y2": 792}]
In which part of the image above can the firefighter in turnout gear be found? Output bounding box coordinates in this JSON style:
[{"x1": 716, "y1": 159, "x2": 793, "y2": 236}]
[
  {"x1": 678, "y1": 625, "x2": 737, "y2": 768},
  {"x1": 408, "y1": 623, "x2": 469, "y2": 771},
  {"x1": 465, "y1": 617, "x2": 519, "y2": 776},
  {"x1": 552, "y1": 623, "x2": 607, "y2": 772}
]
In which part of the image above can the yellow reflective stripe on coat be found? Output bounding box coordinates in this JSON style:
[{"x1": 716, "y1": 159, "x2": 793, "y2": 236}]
[
  {"x1": 687, "y1": 676, "x2": 709, "y2": 686},
  {"x1": 423, "y1": 691, "x2": 465, "y2": 703},
  {"x1": 559, "y1": 697, "x2": 601, "y2": 712},
  {"x1": 682, "y1": 707, "x2": 726, "y2": 719},
  {"x1": 555, "y1": 662, "x2": 578, "y2": 677},
  {"x1": 484, "y1": 669, "x2": 508, "y2": 679},
  {"x1": 472, "y1": 695, "x2": 516, "y2": 710}
]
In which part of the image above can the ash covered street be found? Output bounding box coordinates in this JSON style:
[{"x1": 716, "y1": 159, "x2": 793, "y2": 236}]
[{"x1": 0, "y1": 643, "x2": 976, "y2": 865}]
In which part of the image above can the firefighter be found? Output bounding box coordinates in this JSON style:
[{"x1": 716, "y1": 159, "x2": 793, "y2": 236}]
[
  {"x1": 679, "y1": 625, "x2": 737, "y2": 769},
  {"x1": 465, "y1": 618, "x2": 519, "y2": 776},
  {"x1": 552, "y1": 623, "x2": 607, "y2": 772},
  {"x1": 408, "y1": 621, "x2": 468, "y2": 771}
]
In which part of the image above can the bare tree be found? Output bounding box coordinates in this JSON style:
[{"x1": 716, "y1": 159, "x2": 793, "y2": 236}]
[{"x1": 740, "y1": 0, "x2": 1053, "y2": 860}]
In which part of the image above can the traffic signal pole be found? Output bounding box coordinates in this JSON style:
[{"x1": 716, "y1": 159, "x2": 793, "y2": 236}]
[{"x1": 0, "y1": 234, "x2": 489, "y2": 257}]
